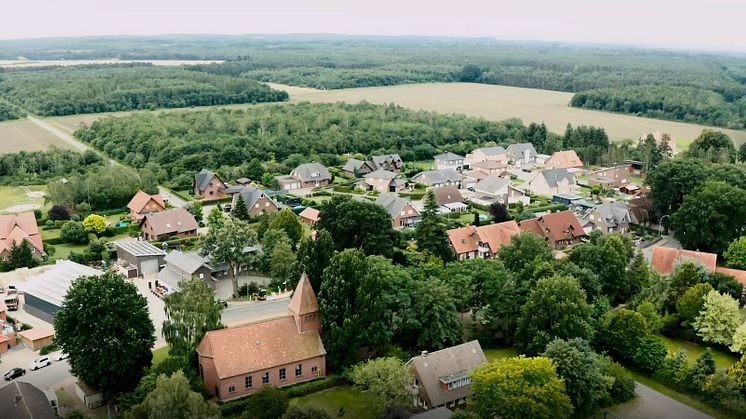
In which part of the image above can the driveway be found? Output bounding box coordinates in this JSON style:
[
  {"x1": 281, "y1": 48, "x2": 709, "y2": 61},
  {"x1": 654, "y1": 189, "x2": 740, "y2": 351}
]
[
  {"x1": 608, "y1": 383, "x2": 712, "y2": 419},
  {"x1": 159, "y1": 186, "x2": 188, "y2": 208},
  {"x1": 0, "y1": 345, "x2": 71, "y2": 393}
]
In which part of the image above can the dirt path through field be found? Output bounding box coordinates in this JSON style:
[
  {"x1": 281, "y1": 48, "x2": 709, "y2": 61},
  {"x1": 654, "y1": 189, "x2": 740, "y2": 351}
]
[{"x1": 26, "y1": 115, "x2": 90, "y2": 153}]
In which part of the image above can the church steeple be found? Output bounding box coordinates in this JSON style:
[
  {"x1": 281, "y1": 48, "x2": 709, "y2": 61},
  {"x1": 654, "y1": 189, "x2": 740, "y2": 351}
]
[{"x1": 288, "y1": 272, "x2": 320, "y2": 333}]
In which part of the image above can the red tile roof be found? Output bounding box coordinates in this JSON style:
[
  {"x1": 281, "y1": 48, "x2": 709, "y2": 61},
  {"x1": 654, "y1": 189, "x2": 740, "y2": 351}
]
[
  {"x1": 650, "y1": 247, "x2": 717, "y2": 275},
  {"x1": 288, "y1": 273, "x2": 318, "y2": 316},
  {"x1": 446, "y1": 221, "x2": 521, "y2": 255},
  {"x1": 141, "y1": 208, "x2": 198, "y2": 236},
  {"x1": 298, "y1": 207, "x2": 320, "y2": 223},
  {"x1": 196, "y1": 316, "x2": 326, "y2": 379},
  {"x1": 127, "y1": 190, "x2": 165, "y2": 214},
  {"x1": 715, "y1": 267, "x2": 746, "y2": 287},
  {"x1": 520, "y1": 211, "x2": 585, "y2": 243},
  {"x1": 546, "y1": 150, "x2": 583, "y2": 169},
  {"x1": 0, "y1": 212, "x2": 44, "y2": 256}
]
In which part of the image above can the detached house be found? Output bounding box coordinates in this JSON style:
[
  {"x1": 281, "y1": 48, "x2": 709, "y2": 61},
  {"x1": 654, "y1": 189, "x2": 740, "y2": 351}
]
[
  {"x1": 466, "y1": 146, "x2": 508, "y2": 165},
  {"x1": 408, "y1": 340, "x2": 487, "y2": 411},
  {"x1": 375, "y1": 195, "x2": 420, "y2": 229},
  {"x1": 194, "y1": 169, "x2": 228, "y2": 201},
  {"x1": 227, "y1": 186, "x2": 280, "y2": 217},
  {"x1": 544, "y1": 150, "x2": 583, "y2": 170},
  {"x1": 140, "y1": 208, "x2": 198, "y2": 242},
  {"x1": 527, "y1": 169, "x2": 577, "y2": 197},
  {"x1": 520, "y1": 211, "x2": 586, "y2": 249},
  {"x1": 0, "y1": 212, "x2": 45, "y2": 261},
  {"x1": 361, "y1": 170, "x2": 407, "y2": 193},
  {"x1": 582, "y1": 201, "x2": 631, "y2": 234},
  {"x1": 433, "y1": 152, "x2": 465, "y2": 172},
  {"x1": 446, "y1": 221, "x2": 521, "y2": 260},
  {"x1": 506, "y1": 143, "x2": 538, "y2": 167},
  {"x1": 473, "y1": 175, "x2": 528, "y2": 205},
  {"x1": 197, "y1": 273, "x2": 326, "y2": 401},
  {"x1": 412, "y1": 169, "x2": 463, "y2": 189},
  {"x1": 127, "y1": 190, "x2": 166, "y2": 222},
  {"x1": 276, "y1": 163, "x2": 332, "y2": 190},
  {"x1": 157, "y1": 250, "x2": 215, "y2": 293},
  {"x1": 589, "y1": 165, "x2": 631, "y2": 188},
  {"x1": 343, "y1": 154, "x2": 403, "y2": 178}
]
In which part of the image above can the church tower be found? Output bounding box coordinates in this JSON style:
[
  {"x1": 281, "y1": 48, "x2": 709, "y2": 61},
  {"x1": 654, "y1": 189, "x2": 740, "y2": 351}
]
[{"x1": 288, "y1": 272, "x2": 320, "y2": 333}]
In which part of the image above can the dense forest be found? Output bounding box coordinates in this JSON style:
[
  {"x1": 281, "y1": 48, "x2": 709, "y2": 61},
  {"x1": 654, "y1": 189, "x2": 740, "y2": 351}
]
[
  {"x1": 75, "y1": 102, "x2": 526, "y2": 188},
  {"x1": 0, "y1": 64, "x2": 288, "y2": 116},
  {"x1": 0, "y1": 95, "x2": 24, "y2": 121},
  {"x1": 0, "y1": 149, "x2": 105, "y2": 185}
]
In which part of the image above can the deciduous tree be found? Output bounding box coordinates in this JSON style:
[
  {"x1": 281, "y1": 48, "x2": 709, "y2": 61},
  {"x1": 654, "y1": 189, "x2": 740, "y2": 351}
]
[
  {"x1": 294, "y1": 229, "x2": 334, "y2": 293},
  {"x1": 162, "y1": 278, "x2": 223, "y2": 359},
  {"x1": 125, "y1": 372, "x2": 219, "y2": 419},
  {"x1": 694, "y1": 290, "x2": 742, "y2": 346},
  {"x1": 349, "y1": 357, "x2": 413, "y2": 411},
  {"x1": 186, "y1": 201, "x2": 203, "y2": 224},
  {"x1": 676, "y1": 283, "x2": 713, "y2": 326},
  {"x1": 725, "y1": 236, "x2": 746, "y2": 270},
  {"x1": 200, "y1": 217, "x2": 259, "y2": 298},
  {"x1": 48, "y1": 204, "x2": 70, "y2": 221},
  {"x1": 269, "y1": 208, "x2": 303, "y2": 246},
  {"x1": 82, "y1": 214, "x2": 106, "y2": 234},
  {"x1": 206, "y1": 206, "x2": 224, "y2": 229},
  {"x1": 489, "y1": 202, "x2": 511, "y2": 223},
  {"x1": 317, "y1": 195, "x2": 398, "y2": 257}
]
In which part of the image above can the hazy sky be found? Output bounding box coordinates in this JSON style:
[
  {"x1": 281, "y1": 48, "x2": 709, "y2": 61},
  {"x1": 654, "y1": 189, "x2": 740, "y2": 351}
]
[{"x1": 2, "y1": 0, "x2": 745, "y2": 52}]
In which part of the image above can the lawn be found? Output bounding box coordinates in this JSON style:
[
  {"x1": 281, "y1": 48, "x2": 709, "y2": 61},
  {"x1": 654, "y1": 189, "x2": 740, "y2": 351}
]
[
  {"x1": 151, "y1": 346, "x2": 170, "y2": 367},
  {"x1": 483, "y1": 347, "x2": 519, "y2": 362},
  {"x1": 0, "y1": 185, "x2": 48, "y2": 214},
  {"x1": 41, "y1": 227, "x2": 62, "y2": 240},
  {"x1": 51, "y1": 243, "x2": 87, "y2": 260},
  {"x1": 290, "y1": 386, "x2": 377, "y2": 419},
  {"x1": 659, "y1": 335, "x2": 740, "y2": 369}
]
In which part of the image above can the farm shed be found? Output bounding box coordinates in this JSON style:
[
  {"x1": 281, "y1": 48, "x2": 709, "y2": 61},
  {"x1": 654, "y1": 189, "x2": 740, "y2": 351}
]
[
  {"x1": 115, "y1": 240, "x2": 167, "y2": 276},
  {"x1": 18, "y1": 328, "x2": 54, "y2": 351},
  {"x1": 17, "y1": 260, "x2": 102, "y2": 323},
  {"x1": 75, "y1": 380, "x2": 103, "y2": 409}
]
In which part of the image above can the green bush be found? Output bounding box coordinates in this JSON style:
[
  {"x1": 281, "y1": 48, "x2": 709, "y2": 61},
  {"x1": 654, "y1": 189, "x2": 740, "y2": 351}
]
[
  {"x1": 284, "y1": 375, "x2": 344, "y2": 398},
  {"x1": 44, "y1": 237, "x2": 62, "y2": 245},
  {"x1": 97, "y1": 207, "x2": 128, "y2": 216},
  {"x1": 39, "y1": 342, "x2": 60, "y2": 355},
  {"x1": 333, "y1": 185, "x2": 352, "y2": 193}
]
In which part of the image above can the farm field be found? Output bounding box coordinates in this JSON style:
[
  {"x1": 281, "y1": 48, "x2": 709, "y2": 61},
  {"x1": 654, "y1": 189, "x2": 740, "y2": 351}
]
[
  {"x1": 280, "y1": 82, "x2": 746, "y2": 148},
  {"x1": 0, "y1": 59, "x2": 223, "y2": 68},
  {"x1": 0, "y1": 185, "x2": 48, "y2": 214},
  {"x1": 0, "y1": 118, "x2": 76, "y2": 154}
]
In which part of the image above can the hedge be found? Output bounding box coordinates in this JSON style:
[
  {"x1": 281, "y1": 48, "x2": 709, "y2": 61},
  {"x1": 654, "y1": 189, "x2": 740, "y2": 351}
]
[
  {"x1": 400, "y1": 191, "x2": 426, "y2": 200},
  {"x1": 333, "y1": 185, "x2": 352, "y2": 193},
  {"x1": 528, "y1": 203, "x2": 568, "y2": 213},
  {"x1": 44, "y1": 237, "x2": 62, "y2": 245},
  {"x1": 97, "y1": 207, "x2": 128, "y2": 216}
]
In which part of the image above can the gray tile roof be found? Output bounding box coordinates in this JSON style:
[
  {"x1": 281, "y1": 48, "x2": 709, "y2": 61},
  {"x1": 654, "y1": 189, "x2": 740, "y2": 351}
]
[
  {"x1": 370, "y1": 154, "x2": 403, "y2": 169},
  {"x1": 375, "y1": 194, "x2": 417, "y2": 218},
  {"x1": 593, "y1": 201, "x2": 631, "y2": 227},
  {"x1": 474, "y1": 146, "x2": 506, "y2": 155},
  {"x1": 364, "y1": 169, "x2": 399, "y2": 180},
  {"x1": 506, "y1": 143, "x2": 537, "y2": 158},
  {"x1": 412, "y1": 169, "x2": 462, "y2": 186},
  {"x1": 541, "y1": 168, "x2": 576, "y2": 188},
  {"x1": 0, "y1": 381, "x2": 56, "y2": 419},
  {"x1": 434, "y1": 152, "x2": 464, "y2": 161},
  {"x1": 408, "y1": 340, "x2": 487, "y2": 408},
  {"x1": 195, "y1": 169, "x2": 217, "y2": 192},
  {"x1": 411, "y1": 408, "x2": 454, "y2": 419},
  {"x1": 342, "y1": 158, "x2": 365, "y2": 172},
  {"x1": 164, "y1": 250, "x2": 209, "y2": 274},
  {"x1": 290, "y1": 162, "x2": 332, "y2": 182},
  {"x1": 474, "y1": 175, "x2": 509, "y2": 194},
  {"x1": 115, "y1": 240, "x2": 166, "y2": 257},
  {"x1": 235, "y1": 186, "x2": 274, "y2": 208}
]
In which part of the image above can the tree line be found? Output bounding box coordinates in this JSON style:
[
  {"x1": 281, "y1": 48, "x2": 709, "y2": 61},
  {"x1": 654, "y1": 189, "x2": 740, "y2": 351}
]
[
  {"x1": 0, "y1": 149, "x2": 103, "y2": 185},
  {"x1": 0, "y1": 64, "x2": 288, "y2": 116}
]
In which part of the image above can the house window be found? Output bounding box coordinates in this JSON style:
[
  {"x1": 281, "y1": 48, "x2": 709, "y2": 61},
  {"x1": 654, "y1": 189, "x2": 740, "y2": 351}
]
[
  {"x1": 295, "y1": 365, "x2": 302, "y2": 377},
  {"x1": 311, "y1": 366, "x2": 318, "y2": 375},
  {"x1": 245, "y1": 376, "x2": 252, "y2": 388},
  {"x1": 255, "y1": 204, "x2": 260, "y2": 208},
  {"x1": 199, "y1": 273, "x2": 204, "y2": 279},
  {"x1": 279, "y1": 368, "x2": 286, "y2": 381},
  {"x1": 262, "y1": 372, "x2": 270, "y2": 384},
  {"x1": 228, "y1": 385, "x2": 236, "y2": 394},
  {"x1": 265, "y1": 202, "x2": 270, "y2": 207}
]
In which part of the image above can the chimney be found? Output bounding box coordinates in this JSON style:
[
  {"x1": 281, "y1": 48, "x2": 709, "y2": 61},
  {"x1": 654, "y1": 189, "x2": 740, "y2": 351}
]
[{"x1": 421, "y1": 350, "x2": 428, "y2": 357}]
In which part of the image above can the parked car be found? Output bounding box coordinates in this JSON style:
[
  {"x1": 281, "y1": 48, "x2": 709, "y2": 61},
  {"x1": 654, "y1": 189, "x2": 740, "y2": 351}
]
[
  {"x1": 4, "y1": 367, "x2": 25, "y2": 381},
  {"x1": 216, "y1": 299, "x2": 228, "y2": 308},
  {"x1": 223, "y1": 204, "x2": 232, "y2": 213},
  {"x1": 53, "y1": 352, "x2": 69, "y2": 361},
  {"x1": 29, "y1": 356, "x2": 51, "y2": 371}
]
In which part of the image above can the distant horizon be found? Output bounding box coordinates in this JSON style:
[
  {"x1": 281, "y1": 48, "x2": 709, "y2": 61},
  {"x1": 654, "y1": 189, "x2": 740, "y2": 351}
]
[{"x1": 2, "y1": 0, "x2": 745, "y2": 53}]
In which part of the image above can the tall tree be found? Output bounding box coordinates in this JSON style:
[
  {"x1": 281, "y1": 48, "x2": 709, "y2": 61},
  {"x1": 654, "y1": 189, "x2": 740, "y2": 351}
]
[
  {"x1": 206, "y1": 206, "x2": 224, "y2": 229},
  {"x1": 269, "y1": 208, "x2": 303, "y2": 246},
  {"x1": 415, "y1": 191, "x2": 452, "y2": 261},
  {"x1": 294, "y1": 229, "x2": 335, "y2": 293},
  {"x1": 54, "y1": 272, "x2": 155, "y2": 399},
  {"x1": 489, "y1": 202, "x2": 511, "y2": 223},
  {"x1": 162, "y1": 278, "x2": 223, "y2": 359},
  {"x1": 318, "y1": 249, "x2": 391, "y2": 369},
  {"x1": 470, "y1": 356, "x2": 573, "y2": 419},
  {"x1": 317, "y1": 195, "x2": 398, "y2": 257},
  {"x1": 232, "y1": 194, "x2": 249, "y2": 220},
  {"x1": 401, "y1": 277, "x2": 462, "y2": 350},
  {"x1": 516, "y1": 275, "x2": 594, "y2": 355},
  {"x1": 672, "y1": 180, "x2": 746, "y2": 254},
  {"x1": 724, "y1": 236, "x2": 746, "y2": 270},
  {"x1": 646, "y1": 159, "x2": 709, "y2": 217},
  {"x1": 186, "y1": 201, "x2": 203, "y2": 225},
  {"x1": 200, "y1": 217, "x2": 259, "y2": 298},
  {"x1": 498, "y1": 232, "x2": 553, "y2": 277},
  {"x1": 693, "y1": 290, "x2": 742, "y2": 346},
  {"x1": 270, "y1": 240, "x2": 297, "y2": 289},
  {"x1": 125, "y1": 372, "x2": 220, "y2": 419},
  {"x1": 349, "y1": 357, "x2": 414, "y2": 412},
  {"x1": 685, "y1": 130, "x2": 736, "y2": 163}
]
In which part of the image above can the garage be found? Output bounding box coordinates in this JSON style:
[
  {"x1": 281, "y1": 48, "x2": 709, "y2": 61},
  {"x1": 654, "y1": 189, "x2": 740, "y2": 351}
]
[{"x1": 115, "y1": 241, "x2": 167, "y2": 277}]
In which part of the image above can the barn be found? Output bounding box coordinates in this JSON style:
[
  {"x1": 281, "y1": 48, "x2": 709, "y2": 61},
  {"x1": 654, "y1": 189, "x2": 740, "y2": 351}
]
[
  {"x1": 115, "y1": 240, "x2": 167, "y2": 277},
  {"x1": 17, "y1": 261, "x2": 102, "y2": 323}
]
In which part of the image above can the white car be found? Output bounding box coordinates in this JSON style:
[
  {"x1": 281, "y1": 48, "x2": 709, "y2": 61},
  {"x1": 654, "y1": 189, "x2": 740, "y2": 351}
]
[
  {"x1": 53, "y1": 352, "x2": 68, "y2": 361},
  {"x1": 29, "y1": 356, "x2": 51, "y2": 371}
]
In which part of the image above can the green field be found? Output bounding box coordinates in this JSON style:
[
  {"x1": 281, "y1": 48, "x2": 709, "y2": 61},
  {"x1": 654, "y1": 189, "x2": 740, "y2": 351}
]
[
  {"x1": 659, "y1": 335, "x2": 740, "y2": 369},
  {"x1": 0, "y1": 185, "x2": 48, "y2": 214}
]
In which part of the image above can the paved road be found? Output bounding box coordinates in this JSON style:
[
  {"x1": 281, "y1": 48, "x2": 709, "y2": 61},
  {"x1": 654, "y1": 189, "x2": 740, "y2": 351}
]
[
  {"x1": 222, "y1": 298, "x2": 289, "y2": 327},
  {"x1": 608, "y1": 383, "x2": 712, "y2": 419},
  {"x1": 0, "y1": 347, "x2": 71, "y2": 392}
]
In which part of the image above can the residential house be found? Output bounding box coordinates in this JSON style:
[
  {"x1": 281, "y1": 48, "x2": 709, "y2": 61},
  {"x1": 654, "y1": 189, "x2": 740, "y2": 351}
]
[
  {"x1": 157, "y1": 250, "x2": 215, "y2": 293},
  {"x1": 227, "y1": 186, "x2": 280, "y2": 217},
  {"x1": 298, "y1": 207, "x2": 320, "y2": 225},
  {"x1": 197, "y1": 273, "x2": 326, "y2": 401},
  {"x1": 411, "y1": 408, "x2": 454, "y2": 419},
  {"x1": 461, "y1": 171, "x2": 488, "y2": 190},
  {"x1": 342, "y1": 154, "x2": 403, "y2": 178},
  {"x1": 375, "y1": 194, "x2": 420, "y2": 229},
  {"x1": 0, "y1": 381, "x2": 57, "y2": 419},
  {"x1": 411, "y1": 169, "x2": 463, "y2": 189},
  {"x1": 473, "y1": 175, "x2": 528, "y2": 205},
  {"x1": 506, "y1": 143, "x2": 538, "y2": 167},
  {"x1": 470, "y1": 160, "x2": 508, "y2": 176},
  {"x1": 520, "y1": 211, "x2": 586, "y2": 249},
  {"x1": 127, "y1": 190, "x2": 166, "y2": 222},
  {"x1": 650, "y1": 247, "x2": 717, "y2": 275},
  {"x1": 193, "y1": 169, "x2": 228, "y2": 200},
  {"x1": 114, "y1": 240, "x2": 167, "y2": 277},
  {"x1": 362, "y1": 170, "x2": 407, "y2": 193},
  {"x1": 466, "y1": 146, "x2": 508, "y2": 165},
  {"x1": 0, "y1": 212, "x2": 45, "y2": 261},
  {"x1": 446, "y1": 221, "x2": 521, "y2": 260},
  {"x1": 526, "y1": 169, "x2": 577, "y2": 197},
  {"x1": 589, "y1": 165, "x2": 631, "y2": 188},
  {"x1": 583, "y1": 201, "x2": 631, "y2": 234},
  {"x1": 140, "y1": 208, "x2": 198, "y2": 242},
  {"x1": 431, "y1": 186, "x2": 464, "y2": 207},
  {"x1": 276, "y1": 163, "x2": 332, "y2": 190},
  {"x1": 408, "y1": 340, "x2": 487, "y2": 410},
  {"x1": 433, "y1": 152, "x2": 465, "y2": 172},
  {"x1": 544, "y1": 150, "x2": 583, "y2": 170},
  {"x1": 628, "y1": 197, "x2": 656, "y2": 225}
]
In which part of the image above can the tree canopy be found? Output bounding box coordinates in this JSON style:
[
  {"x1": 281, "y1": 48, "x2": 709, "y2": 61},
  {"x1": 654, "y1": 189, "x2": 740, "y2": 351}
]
[{"x1": 317, "y1": 195, "x2": 398, "y2": 257}]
